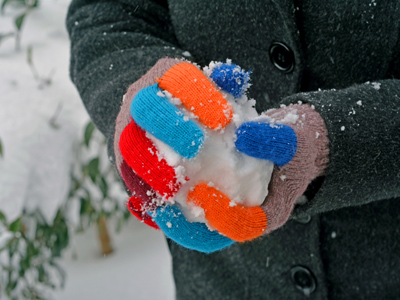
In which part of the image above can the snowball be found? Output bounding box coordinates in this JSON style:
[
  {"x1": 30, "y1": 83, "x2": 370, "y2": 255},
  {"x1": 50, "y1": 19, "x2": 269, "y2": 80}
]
[{"x1": 149, "y1": 62, "x2": 275, "y2": 223}]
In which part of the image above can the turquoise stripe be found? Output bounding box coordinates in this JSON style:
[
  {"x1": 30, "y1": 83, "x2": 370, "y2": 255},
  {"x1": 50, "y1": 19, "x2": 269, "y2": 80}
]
[
  {"x1": 151, "y1": 205, "x2": 235, "y2": 253},
  {"x1": 131, "y1": 84, "x2": 204, "y2": 159}
]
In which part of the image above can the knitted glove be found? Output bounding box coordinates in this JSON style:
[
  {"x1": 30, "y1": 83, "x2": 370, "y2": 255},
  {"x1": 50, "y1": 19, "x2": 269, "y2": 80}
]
[
  {"x1": 114, "y1": 58, "x2": 329, "y2": 253},
  {"x1": 201, "y1": 104, "x2": 330, "y2": 238}
]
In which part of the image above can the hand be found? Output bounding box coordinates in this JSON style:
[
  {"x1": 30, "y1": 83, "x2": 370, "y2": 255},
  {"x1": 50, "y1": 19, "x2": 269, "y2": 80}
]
[
  {"x1": 114, "y1": 58, "x2": 329, "y2": 253},
  {"x1": 199, "y1": 104, "x2": 330, "y2": 239}
]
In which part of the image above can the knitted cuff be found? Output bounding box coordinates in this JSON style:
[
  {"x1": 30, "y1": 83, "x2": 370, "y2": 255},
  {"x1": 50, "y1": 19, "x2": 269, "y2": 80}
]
[{"x1": 266, "y1": 104, "x2": 330, "y2": 180}]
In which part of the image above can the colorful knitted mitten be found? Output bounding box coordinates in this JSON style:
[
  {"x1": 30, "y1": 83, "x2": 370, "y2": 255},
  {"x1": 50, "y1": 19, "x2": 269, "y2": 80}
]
[{"x1": 114, "y1": 58, "x2": 329, "y2": 253}]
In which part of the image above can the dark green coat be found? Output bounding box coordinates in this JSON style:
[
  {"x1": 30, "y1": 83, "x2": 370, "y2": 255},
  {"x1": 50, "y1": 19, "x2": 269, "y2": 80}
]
[{"x1": 67, "y1": 1, "x2": 400, "y2": 299}]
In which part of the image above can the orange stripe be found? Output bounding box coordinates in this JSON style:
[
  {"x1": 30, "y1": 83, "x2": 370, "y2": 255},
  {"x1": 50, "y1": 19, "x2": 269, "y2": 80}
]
[
  {"x1": 158, "y1": 62, "x2": 233, "y2": 130},
  {"x1": 187, "y1": 184, "x2": 267, "y2": 242}
]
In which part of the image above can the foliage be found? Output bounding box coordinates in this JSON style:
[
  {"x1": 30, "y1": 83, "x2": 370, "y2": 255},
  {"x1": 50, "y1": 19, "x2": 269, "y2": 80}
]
[
  {"x1": 0, "y1": 122, "x2": 129, "y2": 299},
  {"x1": 1, "y1": 0, "x2": 40, "y2": 50},
  {"x1": 0, "y1": 211, "x2": 68, "y2": 299},
  {"x1": 69, "y1": 121, "x2": 130, "y2": 233}
]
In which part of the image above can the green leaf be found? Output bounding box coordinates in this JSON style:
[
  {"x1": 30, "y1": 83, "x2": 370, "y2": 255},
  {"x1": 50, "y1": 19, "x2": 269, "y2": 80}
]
[
  {"x1": 9, "y1": 217, "x2": 21, "y2": 232},
  {"x1": 15, "y1": 12, "x2": 26, "y2": 31},
  {"x1": 0, "y1": 211, "x2": 6, "y2": 224},
  {"x1": 1, "y1": 0, "x2": 12, "y2": 12},
  {"x1": 37, "y1": 265, "x2": 46, "y2": 283},
  {"x1": 84, "y1": 122, "x2": 95, "y2": 147},
  {"x1": 99, "y1": 175, "x2": 108, "y2": 198},
  {"x1": 6, "y1": 279, "x2": 17, "y2": 293},
  {"x1": 87, "y1": 158, "x2": 99, "y2": 183}
]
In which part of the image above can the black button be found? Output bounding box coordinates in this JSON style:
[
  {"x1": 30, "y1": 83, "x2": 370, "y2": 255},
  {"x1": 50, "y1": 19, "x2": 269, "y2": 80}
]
[
  {"x1": 295, "y1": 215, "x2": 312, "y2": 224},
  {"x1": 291, "y1": 266, "x2": 316, "y2": 296},
  {"x1": 269, "y1": 42, "x2": 295, "y2": 73}
]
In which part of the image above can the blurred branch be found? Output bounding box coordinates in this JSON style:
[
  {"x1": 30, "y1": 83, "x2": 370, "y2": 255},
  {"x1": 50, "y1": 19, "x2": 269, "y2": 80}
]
[
  {"x1": 27, "y1": 45, "x2": 55, "y2": 89},
  {"x1": 49, "y1": 103, "x2": 63, "y2": 130}
]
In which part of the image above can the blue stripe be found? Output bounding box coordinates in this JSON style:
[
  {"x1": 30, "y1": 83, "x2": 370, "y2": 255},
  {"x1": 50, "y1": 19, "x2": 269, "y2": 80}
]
[
  {"x1": 235, "y1": 121, "x2": 297, "y2": 167},
  {"x1": 151, "y1": 205, "x2": 235, "y2": 253},
  {"x1": 131, "y1": 84, "x2": 204, "y2": 159}
]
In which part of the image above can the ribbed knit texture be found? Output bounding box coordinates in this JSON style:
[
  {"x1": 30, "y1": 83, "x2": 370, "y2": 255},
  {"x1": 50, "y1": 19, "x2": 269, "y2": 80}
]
[
  {"x1": 187, "y1": 183, "x2": 267, "y2": 242},
  {"x1": 130, "y1": 84, "x2": 204, "y2": 159},
  {"x1": 120, "y1": 159, "x2": 159, "y2": 206},
  {"x1": 151, "y1": 205, "x2": 235, "y2": 253},
  {"x1": 158, "y1": 62, "x2": 233, "y2": 130},
  {"x1": 126, "y1": 196, "x2": 159, "y2": 229},
  {"x1": 261, "y1": 104, "x2": 329, "y2": 234},
  {"x1": 210, "y1": 63, "x2": 250, "y2": 98},
  {"x1": 119, "y1": 119, "x2": 180, "y2": 199},
  {"x1": 235, "y1": 122, "x2": 297, "y2": 167}
]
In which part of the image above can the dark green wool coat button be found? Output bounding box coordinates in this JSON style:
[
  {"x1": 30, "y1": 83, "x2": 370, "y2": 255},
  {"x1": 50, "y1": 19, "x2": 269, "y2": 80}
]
[
  {"x1": 269, "y1": 42, "x2": 295, "y2": 73},
  {"x1": 295, "y1": 215, "x2": 312, "y2": 224},
  {"x1": 291, "y1": 266, "x2": 317, "y2": 296}
]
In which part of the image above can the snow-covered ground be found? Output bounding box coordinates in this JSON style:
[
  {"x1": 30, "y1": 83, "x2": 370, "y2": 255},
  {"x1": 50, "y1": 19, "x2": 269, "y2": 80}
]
[
  {"x1": 56, "y1": 218, "x2": 174, "y2": 300},
  {"x1": 0, "y1": 1, "x2": 174, "y2": 299}
]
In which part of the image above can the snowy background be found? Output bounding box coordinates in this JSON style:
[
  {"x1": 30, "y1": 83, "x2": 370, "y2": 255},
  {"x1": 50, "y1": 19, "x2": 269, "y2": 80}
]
[{"x1": 0, "y1": 1, "x2": 174, "y2": 299}]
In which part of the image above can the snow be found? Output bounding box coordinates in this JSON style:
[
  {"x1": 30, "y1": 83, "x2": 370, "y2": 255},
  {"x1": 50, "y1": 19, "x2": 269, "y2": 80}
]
[
  {"x1": 55, "y1": 219, "x2": 174, "y2": 300},
  {"x1": 0, "y1": 1, "x2": 88, "y2": 224},
  {"x1": 1, "y1": 1, "x2": 174, "y2": 298},
  {"x1": 149, "y1": 65, "x2": 274, "y2": 223},
  {"x1": 371, "y1": 82, "x2": 381, "y2": 90}
]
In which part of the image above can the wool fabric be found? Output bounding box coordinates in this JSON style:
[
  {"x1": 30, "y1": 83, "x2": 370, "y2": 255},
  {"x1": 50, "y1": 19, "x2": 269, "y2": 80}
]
[
  {"x1": 210, "y1": 63, "x2": 250, "y2": 98},
  {"x1": 130, "y1": 84, "x2": 204, "y2": 159},
  {"x1": 151, "y1": 204, "x2": 235, "y2": 253},
  {"x1": 235, "y1": 122, "x2": 297, "y2": 167},
  {"x1": 120, "y1": 159, "x2": 158, "y2": 208},
  {"x1": 127, "y1": 196, "x2": 159, "y2": 229},
  {"x1": 158, "y1": 62, "x2": 233, "y2": 130},
  {"x1": 187, "y1": 183, "x2": 267, "y2": 242},
  {"x1": 119, "y1": 119, "x2": 180, "y2": 199}
]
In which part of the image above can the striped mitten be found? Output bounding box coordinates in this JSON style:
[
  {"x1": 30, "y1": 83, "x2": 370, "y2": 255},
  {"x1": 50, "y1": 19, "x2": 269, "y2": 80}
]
[{"x1": 113, "y1": 58, "x2": 329, "y2": 253}]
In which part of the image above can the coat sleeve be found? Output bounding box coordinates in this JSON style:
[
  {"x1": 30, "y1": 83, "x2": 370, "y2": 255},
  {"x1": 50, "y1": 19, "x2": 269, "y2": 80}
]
[
  {"x1": 282, "y1": 80, "x2": 400, "y2": 218},
  {"x1": 66, "y1": 0, "x2": 186, "y2": 159}
]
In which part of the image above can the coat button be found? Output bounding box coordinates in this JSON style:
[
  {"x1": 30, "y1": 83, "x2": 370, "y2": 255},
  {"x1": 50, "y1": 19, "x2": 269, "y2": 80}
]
[
  {"x1": 295, "y1": 215, "x2": 312, "y2": 224},
  {"x1": 291, "y1": 266, "x2": 317, "y2": 296},
  {"x1": 269, "y1": 42, "x2": 295, "y2": 73}
]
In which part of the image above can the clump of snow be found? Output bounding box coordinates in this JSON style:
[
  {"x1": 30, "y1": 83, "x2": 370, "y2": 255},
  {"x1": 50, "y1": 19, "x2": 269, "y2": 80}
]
[
  {"x1": 357, "y1": 100, "x2": 363, "y2": 106},
  {"x1": 371, "y1": 82, "x2": 381, "y2": 90},
  {"x1": 146, "y1": 62, "x2": 275, "y2": 223}
]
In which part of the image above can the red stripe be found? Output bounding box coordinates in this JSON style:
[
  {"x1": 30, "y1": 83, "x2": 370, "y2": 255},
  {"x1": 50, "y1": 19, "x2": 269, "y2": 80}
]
[
  {"x1": 126, "y1": 196, "x2": 159, "y2": 229},
  {"x1": 119, "y1": 119, "x2": 180, "y2": 199}
]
